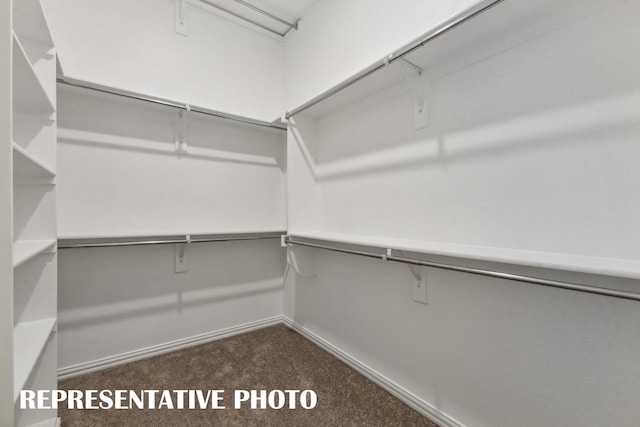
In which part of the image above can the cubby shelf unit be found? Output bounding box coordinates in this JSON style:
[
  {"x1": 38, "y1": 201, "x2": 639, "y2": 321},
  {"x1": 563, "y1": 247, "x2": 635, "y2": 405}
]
[
  {"x1": 2, "y1": 0, "x2": 59, "y2": 425},
  {"x1": 13, "y1": 318, "x2": 57, "y2": 402}
]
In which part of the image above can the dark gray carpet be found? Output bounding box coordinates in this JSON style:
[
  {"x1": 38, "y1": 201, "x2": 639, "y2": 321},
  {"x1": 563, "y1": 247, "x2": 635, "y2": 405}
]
[{"x1": 59, "y1": 324, "x2": 438, "y2": 426}]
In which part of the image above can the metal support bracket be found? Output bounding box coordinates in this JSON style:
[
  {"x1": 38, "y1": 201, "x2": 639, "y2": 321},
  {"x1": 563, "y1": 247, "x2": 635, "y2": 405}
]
[
  {"x1": 412, "y1": 266, "x2": 428, "y2": 304},
  {"x1": 175, "y1": 106, "x2": 190, "y2": 154},
  {"x1": 390, "y1": 56, "x2": 429, "y2": 130},
  {"x1": 176, "y1": 0, "x2": 188, "y2": 36},
  {"x1": 396, "y1": 250, "x2": 428, "y2": 304},
  {"x1": 284, "y1": 237, "x2": 316, "y2": 277},
  {"x1": 175, "y1": 234, "x2": 191, "y2": 273},
  {"x1": 287, "y1": 245, "x2": 316, "y2": 277}
]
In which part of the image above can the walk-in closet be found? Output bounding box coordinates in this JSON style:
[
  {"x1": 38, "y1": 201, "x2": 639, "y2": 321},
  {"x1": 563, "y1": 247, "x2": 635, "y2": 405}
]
[{"x1": 2, "y1": 0, "x2": 639, "y2": 425}]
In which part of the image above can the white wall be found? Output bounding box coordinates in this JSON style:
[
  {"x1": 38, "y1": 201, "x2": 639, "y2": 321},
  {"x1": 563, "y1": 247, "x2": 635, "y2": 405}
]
[
  {"x1": 284, "y1": 0, "x2": 484, "y2": 110},
  {"x1": 288, "y1": 0, "x2": 640, "y2": 262},
  {"x1": 56, "y1": 85, "x2": 287, "y2": 369},
  {"x1": 285, "y1": 0, "x2": 640, "y2": 425},
  {"x1": 284, "y1": 251, "x2": 640, "y2": 427},
  {"x1": 59, "y1": 239, "x2": 285, "y2": 369},
  {"x1": 57, "y1": 85, "x2": 286, "y2": 238},
  {"x1": 43, "y1": 0, "x2": 284, "y2": 122}
]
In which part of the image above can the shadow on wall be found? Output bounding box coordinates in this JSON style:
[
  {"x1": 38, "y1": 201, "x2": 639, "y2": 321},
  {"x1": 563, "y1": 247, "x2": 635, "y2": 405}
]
[
  {"x1": 288, "y1": 0, "x2": 640, "y2": 181},
  {"x1": 55, "y1": 82, "x2": 287, "y2": 238},
  {"x1": 57, "y1": 84, "x2": 285, "y2": 169},
  {"x1": 58, "y1": 239, "x2": 287, "y2": 330}
]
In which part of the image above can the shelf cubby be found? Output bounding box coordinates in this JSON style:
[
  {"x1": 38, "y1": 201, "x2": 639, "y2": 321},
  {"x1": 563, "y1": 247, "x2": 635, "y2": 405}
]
[
  {"x1": 12, "y1": 32, "x2": 55, "y2": 114},
  {"x1": 13, "y1": 317, "x2": 56, "y2": 402},
  {"x1": 12, "y1": 142, "x2": 55, "y2": 183},
  {"x1": 12, "y1": 240, "x2": 56, "y2": 269}
]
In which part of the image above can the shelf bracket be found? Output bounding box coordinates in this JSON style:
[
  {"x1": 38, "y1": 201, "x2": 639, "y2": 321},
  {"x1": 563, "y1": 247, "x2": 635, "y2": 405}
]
[
  {"x1": 175, "y1": 0, "x2": 189, "y2": 36},
  {"x1": 175, "y1": 106, "x2": 190, "y2": 155},
  {"x1": 175, "y1": 235, "x2": 190, "y2": 273},
  {"x1": 285, "y1": 238, "x2": 316, "y2": 277},
  {"x1": 387, "y1": 56, "x2": 429, "y2": 130},
  {"x1": 396, "y1": 250, "x2": 428, "y2": 304}
]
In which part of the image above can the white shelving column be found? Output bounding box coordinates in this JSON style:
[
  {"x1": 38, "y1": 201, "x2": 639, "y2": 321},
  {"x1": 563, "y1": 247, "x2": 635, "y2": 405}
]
[
  {"x1": 1, "y1": 0, "x2": 58, "y2": 425},
  {"x1": 1, "y1": 0, "x2": 16, "y2": 425}
]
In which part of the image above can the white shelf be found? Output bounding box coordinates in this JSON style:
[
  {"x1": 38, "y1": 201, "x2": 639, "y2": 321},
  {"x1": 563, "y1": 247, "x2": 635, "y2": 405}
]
[
  {"x1": 13, "y1": 318, "x2": 56, "y2": 402},
  {"x1": 6, "y1": 0, "x2": 58, "y2": 422},
  {"x1": 57, "y1": 229, "x2": 287, "y2": 240},
  {"x1": 12, "y1": 142, "x2": 55, "y2": 182},
  {"x1": 12, "y1": 32, "x2": 54, "y2": 113},
  {"x1": 286, "y1": 0, "x2": 585, "y2": 118},
  {"x1": 13, "y1": 240, "x2": 56, "y2": 268},
  {"x1": 289, "y1": 231, "x2": 640, "y2": 280},
  {"x1": 13, "y1": 0, "x2": 54, "y2": 47}
]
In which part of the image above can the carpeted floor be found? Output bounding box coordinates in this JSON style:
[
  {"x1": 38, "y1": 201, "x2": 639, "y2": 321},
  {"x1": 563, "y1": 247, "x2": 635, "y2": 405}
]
[{"x1": 59, "y1": 324, "x2": 437, "y2": 426}]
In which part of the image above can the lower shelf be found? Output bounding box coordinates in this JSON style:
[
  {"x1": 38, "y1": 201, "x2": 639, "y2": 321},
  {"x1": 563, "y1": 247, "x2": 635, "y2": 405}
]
[
  {"x1": 24, "y1": 417, "x2": 60, "y2": 427},
  {"x1": 13, "y1": 240, "x2": 56, "y2": 268},
  {"x1": 13, "y1": 317, "x2": 57, "y2": 402},
  {"x1": 289, "y1": 231, "x2": 640, "y2": 280},
  {"x1": 12, "y1": 142, "x2": 56, "y2": 182}
]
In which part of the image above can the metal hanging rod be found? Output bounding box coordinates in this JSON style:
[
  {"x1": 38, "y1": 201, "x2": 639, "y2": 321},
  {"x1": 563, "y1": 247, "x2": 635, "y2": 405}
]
[
  {"x1": 285, "y1": 0, "x2": 504, "y2": 119},
  {"x1": 231, "y1": 0, "x2": 298, "y2": 30},
  {"x1": 58, "y1": 232, "x2": 285, "y2": 249},
  {"x1": 198, "y1": 0, "x2": 298, "y2": 37},
  {"x1": 57, "y1": 77, "x2": 287, "y2": 131},
  {"x1": 284, "y1": 237, "x2": 640, "y2": 302}
]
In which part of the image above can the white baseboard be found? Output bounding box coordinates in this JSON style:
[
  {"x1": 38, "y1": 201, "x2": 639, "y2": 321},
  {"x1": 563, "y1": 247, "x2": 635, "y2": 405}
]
[
  {"x1": 57, "y1": 316, "x2": 283, "y2": 380},
  {"x1": 58, "y1": 315, "x2": 462, "y2": 427},
  {"x1": 281, "y1": 316, "x2": 466, "y2": 427}
]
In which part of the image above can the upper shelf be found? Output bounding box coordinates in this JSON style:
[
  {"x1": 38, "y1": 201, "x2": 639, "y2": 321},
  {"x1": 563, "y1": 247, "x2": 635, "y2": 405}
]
[
  {"x1": 58, "y1": 77, "x2": 287, "y2": 132},
  {"x1": 288, "y1": 231, "x2": 640, "y2": 280},
  {"x1": 284, "y1": 0, "x2": 588, "y2": 118},
  {"x1": 13, "y1": 33, "x2": 55, "y2": 114},
  {"x1": 13, "y1": 0, "x2": 54, "y2": 47}
]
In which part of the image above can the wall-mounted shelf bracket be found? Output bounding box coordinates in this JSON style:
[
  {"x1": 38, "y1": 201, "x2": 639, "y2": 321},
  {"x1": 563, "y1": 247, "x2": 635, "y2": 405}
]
[
  {"x1": 176, "y1": 0, "x2": 189, "y2": 36},
  {"x1": 385, "y1": 55, "x2": 429, "y2": 130},
  {"x1": 412, "y1": 266, "x2": 428, "y2": 304},
  {"x1": 396, "y1": 250, "x2": 428, "y2": 304},
  {"x1": 175, "y1": 106, "x2": 190, "y2": 154},
  {"x1": 175, "y1": 234, "x2": 191, "y2": 273},
  {"x1": 286, "y1": 238, "x2": 316, "y2": 277}
]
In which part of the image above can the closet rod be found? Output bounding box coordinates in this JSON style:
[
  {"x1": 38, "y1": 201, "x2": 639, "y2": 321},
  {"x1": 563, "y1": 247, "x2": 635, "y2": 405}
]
[
  {"x1": 58, "y1": 232, "x2": 284, "y2": 249},
  {"x1": 284, "y1": 237, "x2": 640, "y2": 302},
  {"x1": 57, "y1": 77, "x2": 287, "y2": 131},
  {"x1": 198, "y1": 0, "x2": 297, "y2": 37},
  {"x1": 231, "y1": 0, "x2": 298, "y2": 30},
  {"x1": 285, "y1": 0, "x2": 504, "y2": 118}
]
